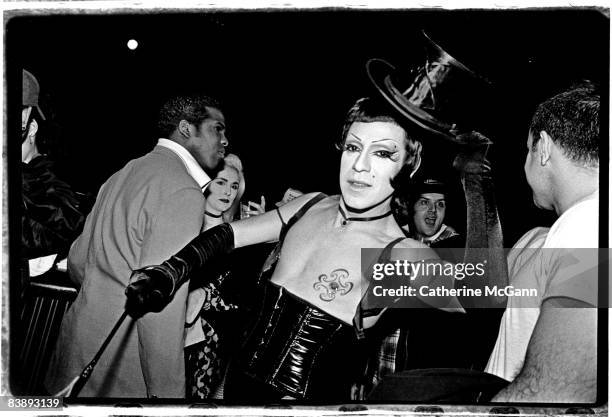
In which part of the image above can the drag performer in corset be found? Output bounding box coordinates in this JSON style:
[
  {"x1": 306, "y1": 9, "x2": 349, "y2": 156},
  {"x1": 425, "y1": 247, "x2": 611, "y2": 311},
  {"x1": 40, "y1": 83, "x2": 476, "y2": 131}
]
[{"x1": 125, "y1": 34, "x2": 506, "y2": 401}]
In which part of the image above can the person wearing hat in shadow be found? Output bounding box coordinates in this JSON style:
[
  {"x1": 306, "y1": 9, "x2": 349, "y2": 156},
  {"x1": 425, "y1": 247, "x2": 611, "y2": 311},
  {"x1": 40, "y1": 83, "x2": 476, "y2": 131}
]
[
  {"x1": 18, "y1": 69, "x2": 88, "y2": 393},
  {"x1": 17, "y1": 69, "x2": 88, "y2": 395},
  {"x1": 21, "y1": 70, "x2": 85, "y2": 261},
  {"x1": 21, "y1": 69, "x2": 86, "y2": 275}
]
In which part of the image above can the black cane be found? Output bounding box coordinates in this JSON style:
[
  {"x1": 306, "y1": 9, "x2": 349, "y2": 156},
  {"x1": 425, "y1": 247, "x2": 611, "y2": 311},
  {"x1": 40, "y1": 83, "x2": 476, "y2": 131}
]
[{"x1": 66, "y1": 311, "x2": 128, "y2": 398}]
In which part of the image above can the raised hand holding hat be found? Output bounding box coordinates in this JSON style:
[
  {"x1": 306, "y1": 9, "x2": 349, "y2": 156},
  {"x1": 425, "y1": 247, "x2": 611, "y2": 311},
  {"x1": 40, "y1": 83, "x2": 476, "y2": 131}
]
[{"x1": 367, "y1": 31, "x2": 491, "y2": 144}]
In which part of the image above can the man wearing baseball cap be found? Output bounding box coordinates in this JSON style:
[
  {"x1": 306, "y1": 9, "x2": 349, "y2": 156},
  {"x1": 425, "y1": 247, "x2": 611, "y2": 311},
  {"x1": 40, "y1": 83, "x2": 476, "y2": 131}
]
[
  {"x1": 410, "y1": 179, "x2": 462, "y2": 248},
  {"x1": 20, "y1": 69, "x2": 84, "y2": 261},
  {"x1": 17, "y1": 69, "x2": 86, "y2": 394}
]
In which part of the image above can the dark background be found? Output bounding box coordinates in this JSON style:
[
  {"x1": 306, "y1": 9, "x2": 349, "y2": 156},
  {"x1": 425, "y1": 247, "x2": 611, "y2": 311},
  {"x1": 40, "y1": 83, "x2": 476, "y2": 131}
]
[{"x1": 7, "y1": 7, "x2": 609, "y2": 246}]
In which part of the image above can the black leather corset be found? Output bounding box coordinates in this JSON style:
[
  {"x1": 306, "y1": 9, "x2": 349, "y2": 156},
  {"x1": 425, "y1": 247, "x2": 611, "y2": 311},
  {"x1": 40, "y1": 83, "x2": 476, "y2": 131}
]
[{"x1": 236, "y1": 283, "x2": 359, "y2": 400}]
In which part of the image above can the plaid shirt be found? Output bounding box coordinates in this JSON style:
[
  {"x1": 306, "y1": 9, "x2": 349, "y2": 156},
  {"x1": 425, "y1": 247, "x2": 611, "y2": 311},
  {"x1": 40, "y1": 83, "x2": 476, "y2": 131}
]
[{"x1": 368, "y1": 328, "x2": 401, "y2": 387}]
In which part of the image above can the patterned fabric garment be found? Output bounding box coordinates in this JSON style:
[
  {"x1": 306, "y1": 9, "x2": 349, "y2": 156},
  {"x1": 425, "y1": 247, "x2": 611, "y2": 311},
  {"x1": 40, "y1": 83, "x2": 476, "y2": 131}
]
[
  {"x1": 185, "y1": 319, "x2": 223, "y2": 399},
  {"x1": 368, "y1": 328, "x2": 400, "y2": 387},
  {"x1": 185, "y1": 279, "x2": 236, "y2": 399}
]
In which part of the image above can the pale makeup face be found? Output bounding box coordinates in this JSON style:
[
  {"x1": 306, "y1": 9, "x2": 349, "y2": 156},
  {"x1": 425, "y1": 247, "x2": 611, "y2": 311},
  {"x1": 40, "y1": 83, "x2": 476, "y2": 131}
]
[
  {"x1": 339, "y1": 121, "x2": 408, "y2": 210},
  {"x1": 413, "y1": 192, "x2": 446, "y2": 238},
  {"x1": 205, "y1": 166, "x2": 240, "y2": 215},
  {"x1": 185, "y1": 107, "x2": 228, "y2": 173}
]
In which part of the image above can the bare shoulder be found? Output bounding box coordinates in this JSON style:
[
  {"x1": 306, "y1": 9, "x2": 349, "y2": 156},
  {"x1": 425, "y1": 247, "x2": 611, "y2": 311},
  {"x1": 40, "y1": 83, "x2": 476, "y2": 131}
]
[
  {"x1": 232, "y1": 192, "x2": 333, "y2": 248},
  {"x1": 276, "y1": 192, "x2": 337, "y2": 221}
]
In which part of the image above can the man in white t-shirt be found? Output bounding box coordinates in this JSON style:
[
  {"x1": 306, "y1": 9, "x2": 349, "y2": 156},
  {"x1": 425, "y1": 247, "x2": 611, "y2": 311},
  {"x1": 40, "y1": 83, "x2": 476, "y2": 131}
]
[{"x1": 486, "y1": 82, "x2": 600, "y2": 403}]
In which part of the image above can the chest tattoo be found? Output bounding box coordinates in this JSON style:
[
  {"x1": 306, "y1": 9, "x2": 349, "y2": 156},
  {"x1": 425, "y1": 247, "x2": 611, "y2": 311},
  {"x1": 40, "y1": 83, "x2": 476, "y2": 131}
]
[{"x1": 312, "y1": 268, "x2": 353, "y2": 302}]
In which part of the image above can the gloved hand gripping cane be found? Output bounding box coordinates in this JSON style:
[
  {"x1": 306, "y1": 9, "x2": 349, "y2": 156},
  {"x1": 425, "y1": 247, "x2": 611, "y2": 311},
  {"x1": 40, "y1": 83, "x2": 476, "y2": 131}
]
[{"x1": 56, "y1": 223, "x2": 235, "y2": 397}]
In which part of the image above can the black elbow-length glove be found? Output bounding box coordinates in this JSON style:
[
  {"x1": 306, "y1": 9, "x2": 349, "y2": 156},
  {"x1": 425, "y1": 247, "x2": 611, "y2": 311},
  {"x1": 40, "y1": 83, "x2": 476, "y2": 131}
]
[
  {"x1": 453, "y1": 131, "x2": 508, "y2": 308},
  {"x1": 125, "y1": 223, "x2": 235, "y2": 318}
]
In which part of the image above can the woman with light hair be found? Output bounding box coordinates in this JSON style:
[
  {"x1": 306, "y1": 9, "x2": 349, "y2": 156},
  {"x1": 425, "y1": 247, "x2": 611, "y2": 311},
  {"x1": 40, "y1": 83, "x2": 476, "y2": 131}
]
[
  {"x1": 218, "y1": 153, "x2": 245, "y2": 223},
  {"x1": 184, "y1": 153, "x2": 264, "y2": 399}
]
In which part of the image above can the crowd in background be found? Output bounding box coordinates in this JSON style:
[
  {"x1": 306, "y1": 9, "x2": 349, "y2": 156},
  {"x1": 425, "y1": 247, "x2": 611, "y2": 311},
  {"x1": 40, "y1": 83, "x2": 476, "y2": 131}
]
[{"x1": 16, "y1": 30, "x2": 601, "y2": 405}]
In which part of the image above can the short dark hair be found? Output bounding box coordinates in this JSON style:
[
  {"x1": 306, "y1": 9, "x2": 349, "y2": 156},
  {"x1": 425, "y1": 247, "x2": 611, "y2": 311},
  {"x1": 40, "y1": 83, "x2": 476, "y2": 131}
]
[
  {"x1": 157, "y1": 94, "x2": 222, "y2": 137},
  {"x1": 337, "y1": 97, "x2": 422, "y2": 178},
  {"x1": 529, "y1": 81, "x2": 599, "y2": 168}
]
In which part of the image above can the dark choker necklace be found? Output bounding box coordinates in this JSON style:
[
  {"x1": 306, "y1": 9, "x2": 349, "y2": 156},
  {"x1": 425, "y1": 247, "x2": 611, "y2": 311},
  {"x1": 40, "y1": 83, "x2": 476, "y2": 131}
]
[
  {"x1": 338, "y1": 206, "x2": 392, "y2": 227},
  {"x1": 205, "y1": 210, "x2": 223, "y2": 218}
]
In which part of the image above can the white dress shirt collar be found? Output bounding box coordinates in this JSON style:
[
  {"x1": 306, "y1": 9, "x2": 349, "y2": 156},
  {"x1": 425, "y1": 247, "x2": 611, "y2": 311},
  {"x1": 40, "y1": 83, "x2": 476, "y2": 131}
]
[{"x1": 156, "y1": 138, "x2": 211, "y2": 190}]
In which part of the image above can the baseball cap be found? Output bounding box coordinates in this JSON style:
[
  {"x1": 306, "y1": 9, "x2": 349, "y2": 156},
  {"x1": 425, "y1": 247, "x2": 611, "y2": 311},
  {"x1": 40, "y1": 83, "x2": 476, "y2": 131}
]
[
  {"x1": 416, "y1": 178, "x2": 447, "y2": 195},
  {"x1": 23, "y1": 69, "x2": 46, "y2": 120}
]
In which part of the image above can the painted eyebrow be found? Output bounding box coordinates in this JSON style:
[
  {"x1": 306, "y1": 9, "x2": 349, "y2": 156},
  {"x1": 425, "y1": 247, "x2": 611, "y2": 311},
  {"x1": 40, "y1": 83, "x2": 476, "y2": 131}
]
[
  {"x1": 349, "y1": 133, "x2": 399, "y2": 148},
  {"x1": 348, "y1": 133, "x2": 362, "y2": 142},
  {"x1": 371, "y1": 139, "x2": 400, "y2": 146}
]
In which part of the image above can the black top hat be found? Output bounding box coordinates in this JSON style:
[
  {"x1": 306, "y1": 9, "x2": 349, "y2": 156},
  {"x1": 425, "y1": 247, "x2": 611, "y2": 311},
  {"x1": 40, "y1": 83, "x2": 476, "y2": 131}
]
[{"x1": 367, "y1": 31, "x2": 491, "y2": 143}]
